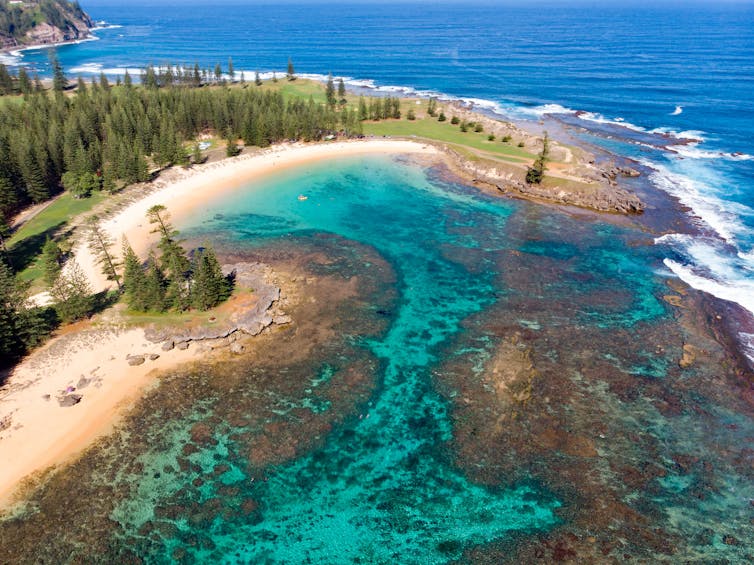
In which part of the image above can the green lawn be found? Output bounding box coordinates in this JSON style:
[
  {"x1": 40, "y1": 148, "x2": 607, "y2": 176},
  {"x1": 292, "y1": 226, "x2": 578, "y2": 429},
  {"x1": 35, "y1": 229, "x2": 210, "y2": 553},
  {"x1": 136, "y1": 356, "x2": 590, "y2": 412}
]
[
  {"x1": 260, "y1": 79, "x2": 328, "y2": 104},
  {"x1": 363, "y1": 117, "x2": 534, "y2": 163},
  {"x1": 9, "y1": 191, "x2": 107, "y2": 287}
]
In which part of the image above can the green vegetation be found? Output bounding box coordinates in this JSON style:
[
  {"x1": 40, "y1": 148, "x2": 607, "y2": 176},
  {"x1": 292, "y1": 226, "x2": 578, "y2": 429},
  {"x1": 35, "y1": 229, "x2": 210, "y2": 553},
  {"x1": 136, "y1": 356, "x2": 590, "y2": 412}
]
[
  {"x1": 0, "y1": 0, "x2": 89, "y2": 45},
  {"x1": 0, "y1": 57, "x2": 560, "y2": 365},
  {"x1": 0, "y1": 259, "x2": 54, "y2": 367},
  {"x1": 287, "y1": 58, "x2": 296, "y2": 81},
  {"x1": 526, "y1": 132, "x2": 549, "y2": 184},
  {"x1": 122, "y1": 205, "x2": 231, "y2": 313},
  {"x1": 363, "y1": 117, "x2": 533, "y2": 162}
]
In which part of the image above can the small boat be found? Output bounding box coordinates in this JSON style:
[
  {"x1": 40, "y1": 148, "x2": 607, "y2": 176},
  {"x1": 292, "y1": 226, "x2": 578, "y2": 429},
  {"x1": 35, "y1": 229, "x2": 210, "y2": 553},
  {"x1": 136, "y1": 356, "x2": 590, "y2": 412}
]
[{"x1": 297, "y1": 194, "x2": 308, "y2": 201}]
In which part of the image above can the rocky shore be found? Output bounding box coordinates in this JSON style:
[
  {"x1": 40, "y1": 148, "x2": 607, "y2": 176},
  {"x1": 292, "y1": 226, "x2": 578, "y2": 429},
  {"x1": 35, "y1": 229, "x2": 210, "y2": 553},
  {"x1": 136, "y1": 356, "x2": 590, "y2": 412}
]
[
  {"x1": 143, "y1": 262, "x2": 289, "y2": 356},
  {"x1": 443, "y1": 145, "x2": 645, "y2": 214}
]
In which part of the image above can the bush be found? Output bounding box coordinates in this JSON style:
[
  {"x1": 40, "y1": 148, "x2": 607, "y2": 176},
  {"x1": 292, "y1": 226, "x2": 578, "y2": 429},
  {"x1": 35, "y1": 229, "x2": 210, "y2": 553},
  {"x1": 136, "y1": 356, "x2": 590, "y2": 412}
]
[
  {"x1": 450, "y1": 116, "x2": 460, "y2": 125},
  {"x1": 518, "y1": 141, "x2": 525, "y2": 147},
  {"x1": 459, "y1": 121, "x2": 468, "y2": 133},
  {"x1": 474, "y1": 123, "x2": 484, "y2": 133},
  {"x1": 407, "y1": 108, "x2": 416, "y2": 120},
  {"x1": 438, "y1": 111, "x2": 446, "y2": 122},
  {"x1": 487, "y1": 134, "x2": 495, "y2": 141},
  {"x1": 502, "y1": 134, "x2": 512, "y2": 143}
]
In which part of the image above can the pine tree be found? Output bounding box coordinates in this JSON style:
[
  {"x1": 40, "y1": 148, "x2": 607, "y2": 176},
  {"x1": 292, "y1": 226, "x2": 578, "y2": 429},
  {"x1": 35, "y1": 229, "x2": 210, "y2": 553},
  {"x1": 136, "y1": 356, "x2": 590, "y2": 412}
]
[
  {"x1": 17, "y1": 67, "x2": 31, "y2": 96},
  {"x1": 142, "y1": 254, "x2": 167, "y2": 311},
  {"x1": 286, "y1": 58, "x2": 295, "y2": 81},
  {"x1": 427, "y1": 97, "x2": 437, "y2": 117},
  {"x1": 192, "y1": 144, "x2": 205, "y2": 165},
  {"x1": 526, "y1": 131, "x2": 550, "y2": 184},
  {"x1": 86, "y1": 216, "x2": 121, "y2": 289},
  {"x1": 190, "y1": 246, "x2": 230, "y2": 310},
  {"x1": 325, "y1": 73, "x2": 336, "y2": 107},
  {"x1": 122, "y1": 238, "x2": 148, "y2": 311},
  {"x1": 41, "y1": 236, "x2": 63, "y2": 287},
  {"x1": 228, "y1": 57, "x2": 235, "y2": 82},
  {"x1": 50, "y1": 51, "x2": 67, "y2": 93},
  {"x1": 338, "y1": 78, "x2": 346, "y2": 105},
  {"x1": 50, "y1": 260, "x2": 93, "y2": 323},
  {"x1": 0, "y1": 258, "x2": 51, "y2": 363},
  {"x1": 255, "y1": 71, "x2": 262, "y2": 86},
  {"x1": 0, "y1": 258, "x2": 27, "y2": 362}
]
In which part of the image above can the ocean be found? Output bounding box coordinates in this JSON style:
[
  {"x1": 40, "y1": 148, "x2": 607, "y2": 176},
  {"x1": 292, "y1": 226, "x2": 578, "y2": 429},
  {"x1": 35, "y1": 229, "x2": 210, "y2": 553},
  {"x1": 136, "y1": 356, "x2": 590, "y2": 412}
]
[
  {"x1": 2, "y1": 2, "x2": 754, "y2": 562},
  {"x1": 6, "y1": 0, "x2": 754, "y2": 358}
]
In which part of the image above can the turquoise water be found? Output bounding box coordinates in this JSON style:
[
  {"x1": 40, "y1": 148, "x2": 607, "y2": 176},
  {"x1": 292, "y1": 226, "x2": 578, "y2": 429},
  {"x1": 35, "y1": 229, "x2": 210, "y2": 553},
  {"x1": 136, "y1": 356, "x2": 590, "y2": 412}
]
[
  {"x1": 10, "y1": 1, "x2": 754, "y2": 348},
  {"x1": 2, "y1": 155, "x2": 753, "y2": 562},
  {"x1": 170, "y1": 156, "x2": 561, "y2": 561}
]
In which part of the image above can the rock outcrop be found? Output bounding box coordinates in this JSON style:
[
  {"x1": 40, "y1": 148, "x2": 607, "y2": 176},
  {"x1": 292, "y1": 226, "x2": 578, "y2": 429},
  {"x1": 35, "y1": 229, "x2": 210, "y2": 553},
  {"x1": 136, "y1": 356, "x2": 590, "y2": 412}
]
[
  {"x1": 144, "y1": 262, "x2": 288, "y2": 351},
  {"x1": 1, "y1": 1, "x2": 93, "y2": 49},
  {"x1": 445, "y1": 147, "x2": 645, "y2": 214}
]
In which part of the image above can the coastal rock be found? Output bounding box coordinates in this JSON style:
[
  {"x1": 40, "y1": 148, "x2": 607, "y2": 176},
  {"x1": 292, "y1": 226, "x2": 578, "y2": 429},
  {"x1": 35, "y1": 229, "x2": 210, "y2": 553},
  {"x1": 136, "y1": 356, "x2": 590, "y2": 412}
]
[
  {"x1": 142, "y1": 263, "x2": 281, "y2": 354},
  {"x1": 58, "y1": 394, "x2": 82, "y2": 407},
  {"x1": 230, "y1": 343, "x2": 245, "y2": 355},
  {"x1": 444, "y1": 147, "x2": 645, "y2": 214},
  {"x1": 127, "y1": 355, "x2": 146, "y2": 366},
  {"x1": 148, "y1": 353, "x2": 161, "y2": 361}
]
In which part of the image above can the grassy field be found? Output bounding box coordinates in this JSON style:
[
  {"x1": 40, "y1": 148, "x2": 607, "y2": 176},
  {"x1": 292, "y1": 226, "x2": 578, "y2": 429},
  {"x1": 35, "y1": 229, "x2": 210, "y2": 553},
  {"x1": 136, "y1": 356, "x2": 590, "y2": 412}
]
[
  {"x1": 8, "y1": 191, "x2": 107, "y2": 287},
  {"x1": 363, "y1": 117, "x2": 534, "y2": 163},
  {"x1": 259, "y1": 78, "x2": 328, "y2": 104}
]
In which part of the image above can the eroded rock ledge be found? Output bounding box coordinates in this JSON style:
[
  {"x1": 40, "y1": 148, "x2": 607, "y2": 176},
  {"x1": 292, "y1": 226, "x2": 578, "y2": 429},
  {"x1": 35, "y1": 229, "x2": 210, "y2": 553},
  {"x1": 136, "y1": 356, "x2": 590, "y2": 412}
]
[
  {"x1": 144, "y1": 262, "x2": 289, "y2": 353},
  {"x1": 444, "y1": 147, "x2": 645, "y2": 214}
]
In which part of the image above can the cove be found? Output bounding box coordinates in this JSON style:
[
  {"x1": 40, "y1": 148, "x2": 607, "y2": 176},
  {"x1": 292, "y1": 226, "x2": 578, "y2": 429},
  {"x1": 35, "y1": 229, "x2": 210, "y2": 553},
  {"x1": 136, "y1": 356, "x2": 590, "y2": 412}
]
[{"x1": 3, "y1": 154, "x2": 752, "y2": 563}]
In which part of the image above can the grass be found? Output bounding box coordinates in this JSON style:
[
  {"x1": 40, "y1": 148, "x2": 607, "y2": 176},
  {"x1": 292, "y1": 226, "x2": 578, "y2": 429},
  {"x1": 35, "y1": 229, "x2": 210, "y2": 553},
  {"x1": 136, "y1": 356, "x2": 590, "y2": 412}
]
[
  {"x1": 259, "y1": 78, "x2": 328, "y2": 104},
  {"x1": 363, "y1": 117, "x2": 534, "y2": 163},
  {"x1": 9, "y1": 191, "x2": 107, "y2": 288}
]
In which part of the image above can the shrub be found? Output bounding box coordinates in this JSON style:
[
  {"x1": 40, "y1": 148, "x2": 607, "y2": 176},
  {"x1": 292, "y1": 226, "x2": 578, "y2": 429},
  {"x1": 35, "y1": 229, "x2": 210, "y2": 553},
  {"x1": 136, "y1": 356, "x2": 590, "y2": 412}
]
[{"x1": 450, "y1": 116, "x2": 460, "y2": 125}]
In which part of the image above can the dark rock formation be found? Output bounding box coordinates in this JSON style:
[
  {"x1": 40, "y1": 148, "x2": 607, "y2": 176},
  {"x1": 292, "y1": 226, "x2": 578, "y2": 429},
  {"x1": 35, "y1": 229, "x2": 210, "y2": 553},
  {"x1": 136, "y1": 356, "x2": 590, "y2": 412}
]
[
  {"x1": 57, "y1": 394, "x2": 82, "y2": 407},
  {"x1": 126, "y1": 355, "x2": 145, "y2": 366}
]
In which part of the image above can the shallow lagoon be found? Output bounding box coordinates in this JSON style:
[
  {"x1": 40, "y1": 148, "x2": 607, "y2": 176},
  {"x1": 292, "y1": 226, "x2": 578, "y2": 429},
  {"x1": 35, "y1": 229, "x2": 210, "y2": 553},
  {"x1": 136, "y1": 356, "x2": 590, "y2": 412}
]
[{"x1": 1, "y1": 156, "x2": 752, "y2": 562}]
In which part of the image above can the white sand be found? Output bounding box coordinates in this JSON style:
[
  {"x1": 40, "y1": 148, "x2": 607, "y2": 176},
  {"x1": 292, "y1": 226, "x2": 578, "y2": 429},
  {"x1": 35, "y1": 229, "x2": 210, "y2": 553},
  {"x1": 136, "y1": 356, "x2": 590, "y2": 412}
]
[
  {"x1": 0, "y1": 139, "x2": 437, "y2": 507},
  {"x1": 78, "y1": 140, "x2": 439, "y2": 292},
  {"x1": 0, "y1": 326, "x2": 201, "y2": 506}
]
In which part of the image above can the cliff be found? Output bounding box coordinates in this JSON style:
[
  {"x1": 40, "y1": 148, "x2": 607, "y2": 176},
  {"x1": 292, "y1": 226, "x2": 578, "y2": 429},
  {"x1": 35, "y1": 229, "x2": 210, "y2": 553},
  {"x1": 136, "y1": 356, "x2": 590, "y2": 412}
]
[{"x1": 0, "y1": 0, "x2": 92, "y2": 50}]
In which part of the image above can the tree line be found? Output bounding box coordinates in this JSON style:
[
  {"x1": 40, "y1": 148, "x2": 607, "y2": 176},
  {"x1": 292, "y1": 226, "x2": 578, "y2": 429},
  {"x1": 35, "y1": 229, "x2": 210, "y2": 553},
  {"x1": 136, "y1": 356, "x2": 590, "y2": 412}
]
[
  {"x1": 122, "y1": 205, "x2": 232, "y2": 313},
  {"x1": 0, "y1": 61, "x2": 363, "y2": 229}
]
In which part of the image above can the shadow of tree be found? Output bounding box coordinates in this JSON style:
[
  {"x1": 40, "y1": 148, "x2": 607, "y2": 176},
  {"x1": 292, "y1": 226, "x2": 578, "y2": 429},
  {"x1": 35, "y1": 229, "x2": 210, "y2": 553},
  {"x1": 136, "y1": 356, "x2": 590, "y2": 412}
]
[{"x1": 7, "y1": 222, "x2": 66, "y2": 272}]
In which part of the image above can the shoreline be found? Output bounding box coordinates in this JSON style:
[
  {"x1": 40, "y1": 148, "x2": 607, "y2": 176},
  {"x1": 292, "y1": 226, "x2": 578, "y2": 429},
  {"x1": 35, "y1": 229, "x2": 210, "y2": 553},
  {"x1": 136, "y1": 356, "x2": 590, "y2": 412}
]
[
  {"x1": 1, "y1": 34, "x2": 98, "y2": 57},
  {"x1": 0, "y1": 325, "x2": 202, "y2": 508},
  {"x1": 76, "y1": 140, "x2": 441, "y2": 293},
  {"x1": 0, "y1": 140, "x2": 437, "y2": 508},
  {"x1": 3, "y1": 137, "x2": 751, "y2": 511}
]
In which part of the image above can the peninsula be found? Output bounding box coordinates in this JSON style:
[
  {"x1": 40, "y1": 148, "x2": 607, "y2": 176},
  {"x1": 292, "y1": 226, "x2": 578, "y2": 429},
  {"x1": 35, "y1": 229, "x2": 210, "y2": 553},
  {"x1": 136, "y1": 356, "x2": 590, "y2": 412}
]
[{"x1": 0, "y1": 0, "x2": 92, "y2": 51}]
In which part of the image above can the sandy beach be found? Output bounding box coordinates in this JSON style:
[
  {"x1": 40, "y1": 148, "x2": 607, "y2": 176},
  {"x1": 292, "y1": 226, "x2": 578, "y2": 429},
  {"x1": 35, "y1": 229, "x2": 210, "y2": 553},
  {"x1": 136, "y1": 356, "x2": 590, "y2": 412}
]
[
  {"x1": 0, "y1": 326, "x2": 202, "y2": 507},
  {"x1": 77, "y1": 140, "x2": 439, "y2": 293},
  {"x1": 0, "y1": 139, "x2": 437, "y2": 508}
]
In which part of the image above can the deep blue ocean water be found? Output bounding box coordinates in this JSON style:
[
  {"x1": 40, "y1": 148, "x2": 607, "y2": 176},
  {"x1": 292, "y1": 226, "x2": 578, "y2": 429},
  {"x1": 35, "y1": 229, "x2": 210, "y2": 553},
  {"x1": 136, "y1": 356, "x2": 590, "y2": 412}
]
[{"x1": 5, "y1": 0, "x2": 754, "y2": 355}]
